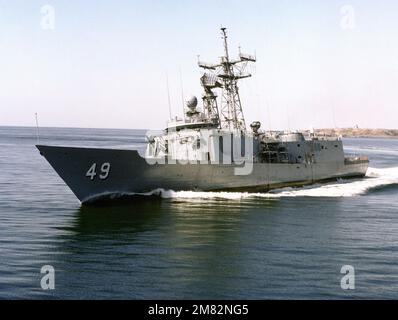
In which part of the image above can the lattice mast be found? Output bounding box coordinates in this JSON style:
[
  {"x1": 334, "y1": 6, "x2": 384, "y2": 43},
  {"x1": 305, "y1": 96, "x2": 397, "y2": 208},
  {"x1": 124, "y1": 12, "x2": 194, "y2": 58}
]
[{"x1": 198, "y1": 27, "x2": 256, "y2": 131}]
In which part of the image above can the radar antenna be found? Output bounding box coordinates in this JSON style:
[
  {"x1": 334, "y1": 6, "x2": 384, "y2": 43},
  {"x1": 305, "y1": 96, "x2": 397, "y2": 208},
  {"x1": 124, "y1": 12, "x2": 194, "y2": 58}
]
[{"x1": 198, "y1": 27, "x2": 256, "y2": 131}]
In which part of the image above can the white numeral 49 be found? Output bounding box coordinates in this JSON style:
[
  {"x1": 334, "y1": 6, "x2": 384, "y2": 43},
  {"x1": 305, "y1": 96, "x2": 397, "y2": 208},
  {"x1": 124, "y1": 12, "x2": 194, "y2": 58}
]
[{"x1": 86, "y1": 162, "x2": 111, "y2": 180}]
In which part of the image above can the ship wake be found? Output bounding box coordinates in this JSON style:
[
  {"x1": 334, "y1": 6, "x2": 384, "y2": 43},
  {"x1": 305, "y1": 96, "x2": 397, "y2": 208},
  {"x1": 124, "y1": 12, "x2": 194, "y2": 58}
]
[{"x1": 151, "y1": 166, "x2": 398, "y2": 200}]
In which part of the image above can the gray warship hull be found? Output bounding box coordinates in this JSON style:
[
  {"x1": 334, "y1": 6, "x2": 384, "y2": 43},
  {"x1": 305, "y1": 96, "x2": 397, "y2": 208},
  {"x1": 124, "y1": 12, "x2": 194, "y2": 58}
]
[{"x1": 37, "y1": 145, "x2": 369, "y2": 204}]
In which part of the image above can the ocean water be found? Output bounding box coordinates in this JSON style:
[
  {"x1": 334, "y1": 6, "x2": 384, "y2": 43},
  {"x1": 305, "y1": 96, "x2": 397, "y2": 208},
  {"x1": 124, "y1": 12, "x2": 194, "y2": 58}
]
[{"x1": 0, "y1": 126, "x2": 398, "y2": 299}]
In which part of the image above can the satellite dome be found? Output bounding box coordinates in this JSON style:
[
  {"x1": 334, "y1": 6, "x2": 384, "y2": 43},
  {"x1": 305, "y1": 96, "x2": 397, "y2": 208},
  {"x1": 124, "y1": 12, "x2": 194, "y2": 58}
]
[
  {"x1": 250, "y1": 121, "x2": 261, "y2": 133},
  {"x1": 186, "y1": 95, "x2": 198, "y2": 110}
]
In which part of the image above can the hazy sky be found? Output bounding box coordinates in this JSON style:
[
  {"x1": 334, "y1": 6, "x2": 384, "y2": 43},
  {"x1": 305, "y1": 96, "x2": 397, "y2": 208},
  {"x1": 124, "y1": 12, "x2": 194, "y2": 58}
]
[{"x1": 1, "y1": 0, "x2": 398, "y2": 130}]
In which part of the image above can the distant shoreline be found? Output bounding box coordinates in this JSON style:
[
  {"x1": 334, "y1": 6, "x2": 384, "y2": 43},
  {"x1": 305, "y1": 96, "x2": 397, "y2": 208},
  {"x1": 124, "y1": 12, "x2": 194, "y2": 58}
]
[
  {"x1": 315, "y1": 128, "x2": 398, "y2": 139},
  {"x1": 1, "y1": 125, "x2": 398, "y2": 139}
]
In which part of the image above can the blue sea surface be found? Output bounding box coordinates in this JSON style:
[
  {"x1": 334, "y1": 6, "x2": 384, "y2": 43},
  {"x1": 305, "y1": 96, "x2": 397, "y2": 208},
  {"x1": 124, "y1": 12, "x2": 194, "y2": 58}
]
[{"x1": 0, "y1": 126, "x2": 397, "y2": 299}]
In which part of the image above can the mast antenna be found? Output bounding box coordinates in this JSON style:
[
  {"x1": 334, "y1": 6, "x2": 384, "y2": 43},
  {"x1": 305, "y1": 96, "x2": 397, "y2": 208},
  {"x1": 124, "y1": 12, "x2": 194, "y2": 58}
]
[
  {"x1": 198, "y1": 27, "x2": 256, "y2": 131},
  {"x1": 179, "y1": 68, "x2": 186, "y2": 120},
  {"x1": 166, "y1": 73, "x2": 172, "y2": 119},
  {"x1": 35, "y1": 112, "x2": 40, "y2": 144}
]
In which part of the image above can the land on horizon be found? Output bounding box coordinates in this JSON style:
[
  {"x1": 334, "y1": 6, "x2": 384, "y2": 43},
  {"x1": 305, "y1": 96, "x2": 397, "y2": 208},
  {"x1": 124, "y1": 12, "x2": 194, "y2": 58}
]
[{"x1": 314, "y1": 128, "x2": 398, "y2": 138}]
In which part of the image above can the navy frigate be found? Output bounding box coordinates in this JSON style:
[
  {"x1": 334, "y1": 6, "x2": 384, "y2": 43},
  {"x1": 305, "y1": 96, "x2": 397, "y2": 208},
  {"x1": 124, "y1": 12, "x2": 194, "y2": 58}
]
[{"x1": 37, "y1": 28, "x2": 369, "y2": 204}]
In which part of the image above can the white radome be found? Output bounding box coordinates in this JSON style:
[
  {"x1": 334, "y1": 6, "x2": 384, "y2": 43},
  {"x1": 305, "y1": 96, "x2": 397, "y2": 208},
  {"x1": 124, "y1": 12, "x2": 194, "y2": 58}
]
[{"x1": 186, "y1": 95, "x2": 198, "y2": 110}]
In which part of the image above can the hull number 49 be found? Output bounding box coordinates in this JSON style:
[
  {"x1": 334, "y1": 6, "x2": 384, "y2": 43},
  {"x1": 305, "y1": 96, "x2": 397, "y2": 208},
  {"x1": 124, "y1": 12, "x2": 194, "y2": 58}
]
[{"x1": 86, "y1": 163, "x2": 111, "y2": 180}]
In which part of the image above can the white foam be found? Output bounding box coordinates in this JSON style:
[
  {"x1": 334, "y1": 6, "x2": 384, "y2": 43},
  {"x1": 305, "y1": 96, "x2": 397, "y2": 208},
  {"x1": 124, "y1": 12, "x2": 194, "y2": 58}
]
[
  {"x1": 146, "y1": 167, "x2": 398, "y2": 200},
  {"x1": 346, "y1": 147, "x2": 398, "y2": 156}
]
